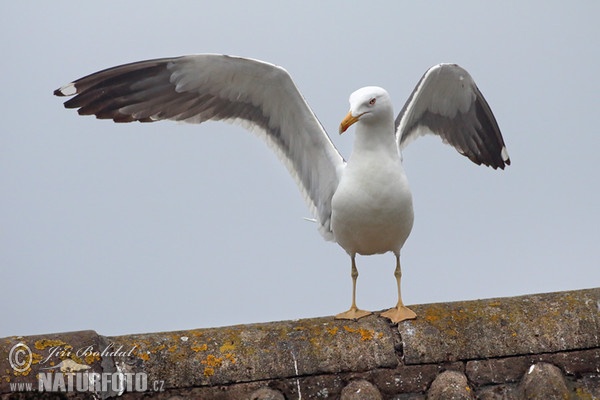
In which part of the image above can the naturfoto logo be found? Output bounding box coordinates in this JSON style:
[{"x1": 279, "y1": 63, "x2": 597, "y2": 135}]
[{"x1": 8, "y1": 342, "x2": 163, "y2": 394}]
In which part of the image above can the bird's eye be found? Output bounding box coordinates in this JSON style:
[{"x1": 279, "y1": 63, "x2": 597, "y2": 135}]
[{"x1": 369, "y1": 98, "x2": 376, "y2": 106}]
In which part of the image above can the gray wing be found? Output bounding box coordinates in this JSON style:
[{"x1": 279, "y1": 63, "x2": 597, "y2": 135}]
[
  {"x1": 395, "y1": 64, "x2": 510, "y2": 169},
  {"x1": 54, "y1": 54, "x2": 345, "y2": 239}
]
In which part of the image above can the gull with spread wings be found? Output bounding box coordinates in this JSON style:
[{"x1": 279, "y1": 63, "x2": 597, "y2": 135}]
[{"x1": 55, "y1": 54, "x2": 510, "y2": 323}]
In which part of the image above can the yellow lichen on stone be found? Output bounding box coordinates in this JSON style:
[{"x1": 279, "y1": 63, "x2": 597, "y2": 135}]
[
  {"x1": 34, "y1": 339, "x2": 68, "y2": 350},
  {"x1": 359, "y1": 329, "x2": 375, "y2": 341},
  {"x1": 342, "y1": 326, "x2": 377, "y2": 341},
  {"x1": 421, "y1": 304, "x2": 469, "y2": 338},
  {"x1": 219, "y1": 342, "x2": 236, "y2": 353},
  {"x1": 201, "y1": 355, "x2": 223, "y2": 368},
  {"x1": 191, "y1": 343, "x2": 208, "y2": 352},
  {"x1": 203, "y1": 367, "x2": 215, "y2": 377},
  {"x1": 574, "y1": 387, "x2": 594, "y2": 400},
  {"x1": 423, "y1": 307, "x2": 443, "y2": 323},
  {"x1": 326, "y1": 327, "x2": 339, "y2": 336},
  {"x1": 343, "y1": 326, "x2": 354, "y2": 334},
  {"x1": 84, "y1": 352, "x2": 101, "y2": 365},
  {"x1": 225, "y1": 353, "x2": 236, "y2": 364}
]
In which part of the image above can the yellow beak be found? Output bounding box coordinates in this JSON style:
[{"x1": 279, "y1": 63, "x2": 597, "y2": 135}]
[{"x1": 339, "y1": 111, "x2": 360, "y2": 134}]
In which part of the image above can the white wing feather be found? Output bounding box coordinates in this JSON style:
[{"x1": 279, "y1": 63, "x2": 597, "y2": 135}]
[{"x1": 55, "y1": 54, "x2": 345, "y2": 239}]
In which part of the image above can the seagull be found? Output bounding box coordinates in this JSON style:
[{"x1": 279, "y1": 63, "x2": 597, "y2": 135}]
[{"x1": 54, "y1": 54, "x2": 510, "y2": 323}]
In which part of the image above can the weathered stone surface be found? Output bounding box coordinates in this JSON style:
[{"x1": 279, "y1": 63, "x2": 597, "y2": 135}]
[
  {"x1": 544, "y1": 348, "x2": 600, "y2": 376},
  {"x1": 1, "y1": 288, "x2": 599, "y2": 399},
  {"x1": 371, "y1": 363, "x2": 464, "y2": 396},
  {"x1": 371, "y1": 364, "x2": 439, "y2": 395},
  {"x1": 398, "y1": 288, "x2": 600, "y2": 364},
  {"x1": 467, "y1": 356, "x2": 532, "y2": 385},
  {"x1": 520, "y1": 363, "x2": 570, "y2": 399},
  {"x1": 120, "y1": 380, "x2": 270, "y2": 400},
  {"x1": 466, "y1": 348, "x2": 600, "y2": 386},
  {"x1": 108, "y1": 315, "x2": 397, "y2": 389},
  {"x1": 476, "y1": 384, "x2": 519, "y2": 400},
  {"x1": 390, "y1": 394, "x2": 426, "y2": 400},
  {"x1": 248, "y1": 387, "x2": 285, "y2": 400},
  {"x1": 427, "y1": 370, "x2": 474, "y2": 400},
  {"x1": 574, "y1": 373, "x2": 600, "y2": 399},
  {"x1": 340, "y1": 379, "x2": 382, "y2": 400}
]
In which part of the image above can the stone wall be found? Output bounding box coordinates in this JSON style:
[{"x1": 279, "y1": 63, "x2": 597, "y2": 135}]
[{"x1": 1, "y1": 288, "x2": 599, "y2": 399}]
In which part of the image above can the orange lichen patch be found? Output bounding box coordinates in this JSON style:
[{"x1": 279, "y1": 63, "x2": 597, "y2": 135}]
[
  {"x1": 168, "y1": 345, "x2": 178, "y2": 353},
  {"x1": 34, "y1": 339, "x2": 69, "y2": 350},
  {"x1": 187, "y1": 330, "x2": 204, "y2": 338},
  {"x1": 422, "y1": 304, "x2": 452, "y2": 324},
  {"x1": 224, "y1": 353, "x2": 237, "y2": 364},
  {"x1": 199, "y1": 350, "x2": 238, "y2": 378},
  {"x1": 420, "y1": 301, "x2": 522, "y2": 339},
  {"x1": 423, "y1": 312, "x2": 441, "y2": 323},
  {"x1": 201, "y1": 355, "x2": 223, "y2": 368},
  {"x1": 12, "y1": 368, "x2": 30, "y2": 377},
  {"x1": 191, "y1": 343, "x2": 208, "y2": 352},
  {"x1": 326, "y1": 327, "x2": 339, "y2": 336},
  {"x1": 128, "y1": 340, "x2": 154, "y2": 359},
  {"x1": 137, "y1": 351, "x2": 150, "y2": 361},
  {"x1": 343, "y1": 326, "x2": 377, "y2": 341},
  {"x1": 359, "y1": 329, "x2": 374, "y2": 341},
  {"x1": 84, "y1": 352, "x2": 101, "y2": 365}
]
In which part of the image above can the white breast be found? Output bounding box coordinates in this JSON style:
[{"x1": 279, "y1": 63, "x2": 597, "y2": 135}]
[{"x1": 331, "y1": 152, "x2": 414, "y2": 256}]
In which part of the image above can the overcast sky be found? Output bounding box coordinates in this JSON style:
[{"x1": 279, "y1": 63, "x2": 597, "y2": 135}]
[{"x1": 2, "y1": 2, "x2": 598, "y2": 338}]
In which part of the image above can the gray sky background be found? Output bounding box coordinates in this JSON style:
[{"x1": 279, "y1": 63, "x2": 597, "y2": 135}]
[{"x1": 1, "y1": 2, "x2": 598, "y2": 338}]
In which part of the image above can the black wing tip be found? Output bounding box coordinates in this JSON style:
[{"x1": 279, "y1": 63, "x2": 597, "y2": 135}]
[
  {"x1": 486, "y1": 156, "x2": 511, "y2": 170},
  {"x1": 471, "y1": 146, "x2": 510, "y2": 170}
]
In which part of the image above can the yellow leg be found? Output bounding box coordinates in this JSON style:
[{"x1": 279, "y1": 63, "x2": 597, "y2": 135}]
[
  {"x1": 335, "y1": 255, "x2": 372, "y2": 320},
  {"x1": 380, "y1": 253, "x2": 417, "y2": 323}
]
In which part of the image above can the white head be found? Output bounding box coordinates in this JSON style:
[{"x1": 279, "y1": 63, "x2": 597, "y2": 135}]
[{"x1": 339, "y1": 86, "x2": 393, "y2": 134}]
